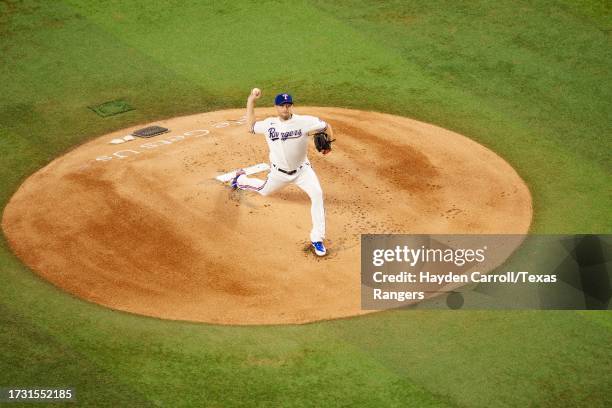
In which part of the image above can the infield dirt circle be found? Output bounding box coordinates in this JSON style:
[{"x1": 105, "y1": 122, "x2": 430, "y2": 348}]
[{"x1": 2, "y1": 108, "x2": 532, "y2": 324}]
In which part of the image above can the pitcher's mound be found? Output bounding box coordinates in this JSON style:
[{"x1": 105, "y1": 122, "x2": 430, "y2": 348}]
[{"x1": 2, "y1": 108, "x2": 532, "y2": 324}]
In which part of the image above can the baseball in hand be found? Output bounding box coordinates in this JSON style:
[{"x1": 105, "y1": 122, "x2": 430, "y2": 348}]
[{"x1": 251, "y1": 88, "x2": 261, "y2": 98}]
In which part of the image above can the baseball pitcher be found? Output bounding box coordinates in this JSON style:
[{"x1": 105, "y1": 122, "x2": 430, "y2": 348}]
[{"x1": 231, "y1": 88, "x2": 335, "y2": 256}]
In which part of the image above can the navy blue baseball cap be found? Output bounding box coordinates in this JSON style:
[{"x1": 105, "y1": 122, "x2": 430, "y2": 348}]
[{"x1": 274, "y1": 93, "x2": 293, "y2": 105}]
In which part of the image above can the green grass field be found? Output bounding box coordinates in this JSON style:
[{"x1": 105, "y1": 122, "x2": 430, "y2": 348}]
[{"x1": 1, "y1": 0, "x2": 610, "y2": 406}]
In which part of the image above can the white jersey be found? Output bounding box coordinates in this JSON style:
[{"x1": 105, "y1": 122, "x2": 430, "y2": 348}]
[{"x1": 251, "y1": 113, "x2": 327, "y2": 170}]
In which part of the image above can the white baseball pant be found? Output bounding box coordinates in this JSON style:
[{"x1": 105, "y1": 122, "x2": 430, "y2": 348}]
[{"x1": 235, "y1": 163, "x2": 325, "y2": 242}]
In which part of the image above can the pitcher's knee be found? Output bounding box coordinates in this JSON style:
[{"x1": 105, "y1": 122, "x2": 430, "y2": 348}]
[
  {"x1": 308, "y1": 187, "x2": 321, "y2": 199},
  {"x1": 317, "y1": 187, "x2": 324, "y2": 199}
]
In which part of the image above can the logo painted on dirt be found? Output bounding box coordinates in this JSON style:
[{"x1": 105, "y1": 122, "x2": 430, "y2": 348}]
[{"x1": 95, "y1": 117, "x2": 246, "y2": 163}]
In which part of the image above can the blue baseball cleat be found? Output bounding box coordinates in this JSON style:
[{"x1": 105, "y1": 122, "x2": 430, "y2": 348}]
[
  {"x1": 231, "y1": 169, "x2": 246, "y2": 189},
  {"x1": 311, "y1": 241, "x2": 326, "y2": 256}
]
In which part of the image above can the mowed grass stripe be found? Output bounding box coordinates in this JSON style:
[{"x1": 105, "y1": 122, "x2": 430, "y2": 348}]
[
  {"x1": 62, "y1": 0, "x2": 435, "y2": 102},
  {"x1": 327, "y1": 310, "x2": 612, "y2": 407},
  {"x1": 0, "y1": 302, "x2": 156, "y2": 407}
]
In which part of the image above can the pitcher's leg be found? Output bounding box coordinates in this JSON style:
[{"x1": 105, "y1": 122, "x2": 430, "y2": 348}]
[
  {"x1": 294, "y1": 166, "x2": 325, "y2": 242},
  {"x1": 236, "y1": 171, "x2": 287, "y2": 196}
]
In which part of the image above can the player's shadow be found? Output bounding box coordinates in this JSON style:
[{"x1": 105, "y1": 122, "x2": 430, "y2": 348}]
[{"x1": 213, "y1": 186, "x2": 244, "y2": 230}]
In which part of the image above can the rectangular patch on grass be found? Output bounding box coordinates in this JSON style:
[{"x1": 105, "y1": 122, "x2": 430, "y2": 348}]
[{"x1": 88, "y1": 100, "x2": 134, "y2": 117}]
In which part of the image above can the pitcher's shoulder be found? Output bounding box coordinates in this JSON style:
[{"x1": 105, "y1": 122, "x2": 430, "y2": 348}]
[
  {"x1": 293, "y1": 113, "x2": 321, "y2": 122},
  {"x1": 257, "y1": 117, "x2": 276, "y2": 125}
]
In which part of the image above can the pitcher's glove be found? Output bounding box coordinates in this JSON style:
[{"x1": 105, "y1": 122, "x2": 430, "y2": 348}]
[{"x1": 313, "y1": 131, "x2": 335, "y2": 153}]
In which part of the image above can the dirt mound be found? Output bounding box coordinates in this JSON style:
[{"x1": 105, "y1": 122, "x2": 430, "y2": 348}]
[{"x1": 1, "y1": 108, "x2": 532, "y2": 324}]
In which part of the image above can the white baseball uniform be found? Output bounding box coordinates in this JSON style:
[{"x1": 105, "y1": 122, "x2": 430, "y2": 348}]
[{"x1": 236, "y1": 113, "x2": 328, "y2": 242}]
